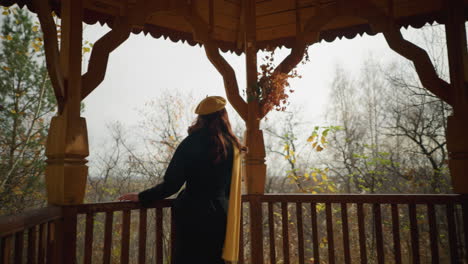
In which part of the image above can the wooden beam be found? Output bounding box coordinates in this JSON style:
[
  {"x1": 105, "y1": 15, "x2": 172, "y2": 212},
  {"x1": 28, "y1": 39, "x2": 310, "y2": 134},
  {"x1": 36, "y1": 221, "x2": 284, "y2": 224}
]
[
  {"x1": 32, "y1": 0, "x2": 65, "y2": 113},
  {"x1": 445, "y1": 0, "x2": 468, "y2": 111},
  {"x1": 60, "y1": 0, "x2": 83, "y2": 116},
  {"x1": 45, "y1": 0, "x2": 89, "y2": 205},
  {"x1": 445, "y1": 0, "x2": 468, "y2": 194}
]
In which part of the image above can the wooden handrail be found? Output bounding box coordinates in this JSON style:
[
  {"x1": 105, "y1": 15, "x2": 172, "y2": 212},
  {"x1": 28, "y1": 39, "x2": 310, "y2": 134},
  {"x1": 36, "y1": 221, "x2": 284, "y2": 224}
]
[
  {"x1": 243, "y1": 193, "x2": 467, "y2": 204},
  {"x1": 65, "y1": 199, "x2": 174, "y2": 214},
  {"x1": 0, "y1": 206, "x2": 62, "y2": 238}
]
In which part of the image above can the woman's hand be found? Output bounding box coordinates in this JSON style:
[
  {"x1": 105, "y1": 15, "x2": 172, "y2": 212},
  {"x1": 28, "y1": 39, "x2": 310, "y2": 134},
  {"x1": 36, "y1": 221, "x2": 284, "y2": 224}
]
[{"x1": 118, "y1": 192, "x2": 139, "y2": 202}]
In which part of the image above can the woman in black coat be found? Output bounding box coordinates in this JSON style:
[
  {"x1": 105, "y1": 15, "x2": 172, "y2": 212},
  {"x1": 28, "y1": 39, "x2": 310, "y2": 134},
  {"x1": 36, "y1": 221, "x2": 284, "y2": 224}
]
[{"x1": 118, "y1": 96, "x2": 244, "y2": 264}]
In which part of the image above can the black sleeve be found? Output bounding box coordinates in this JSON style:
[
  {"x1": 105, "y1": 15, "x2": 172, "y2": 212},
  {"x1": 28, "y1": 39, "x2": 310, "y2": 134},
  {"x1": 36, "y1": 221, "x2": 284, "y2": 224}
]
[{"x1": 138, "y1": 136, "x2": 192, "y2": 207}]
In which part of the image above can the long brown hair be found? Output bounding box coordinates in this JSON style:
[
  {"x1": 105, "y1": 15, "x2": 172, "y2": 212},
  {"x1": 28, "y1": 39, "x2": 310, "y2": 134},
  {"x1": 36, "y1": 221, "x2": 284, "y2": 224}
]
[{"x1": 188, "y1": 108, "x2": 245, "y2": 163}]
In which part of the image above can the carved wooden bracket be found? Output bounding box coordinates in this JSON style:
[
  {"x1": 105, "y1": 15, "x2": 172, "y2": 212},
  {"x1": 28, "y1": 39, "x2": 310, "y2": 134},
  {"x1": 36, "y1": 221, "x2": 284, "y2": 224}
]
[
  {"x1": 260, "y1": 3, "x2": 341, "y2": 118},
  {"x1": 181, "y1": 6, "x2": 249, "y2": 121},
  {"x1": 356, "y1": 0, "x2": 453, "y2": 106},
  {"x1": 81, "y1": 0, "x2": 152, "y2": 100},
  {"x1": 33, "y1": 0, "x2": 65, "y2": 112},
  {"x1": 81, "y1": 17, "x2": 132, "y2": 99},
  {"x1": 261, "y1": 0, "x2": 454, "y2": 119}
]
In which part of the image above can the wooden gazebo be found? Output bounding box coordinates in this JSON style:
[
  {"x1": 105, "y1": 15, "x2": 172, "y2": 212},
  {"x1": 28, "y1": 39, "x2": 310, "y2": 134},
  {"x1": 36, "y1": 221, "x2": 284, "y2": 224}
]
[{"x1": 0, "y1": 0, "x2": 467, "y2": 263}]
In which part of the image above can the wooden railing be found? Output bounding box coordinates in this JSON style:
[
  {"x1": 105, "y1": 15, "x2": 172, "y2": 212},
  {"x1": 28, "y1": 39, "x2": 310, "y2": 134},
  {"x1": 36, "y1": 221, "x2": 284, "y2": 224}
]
[
  {"x1": 1, "y1": 194, "x2": 467, "y2": 264},
  {"x1": 243, "y1": 194, "x2": 468, "y2": 264},
  {"x1": 0, "y1": 206, "x2": 62, "y2": 264}
]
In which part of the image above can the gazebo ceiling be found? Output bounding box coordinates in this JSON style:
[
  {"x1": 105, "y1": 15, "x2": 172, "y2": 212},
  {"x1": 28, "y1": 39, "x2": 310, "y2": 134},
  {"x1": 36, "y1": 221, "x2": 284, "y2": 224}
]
[{"x1": 2, "y1": 0, "x2": 468, "y2": 54}]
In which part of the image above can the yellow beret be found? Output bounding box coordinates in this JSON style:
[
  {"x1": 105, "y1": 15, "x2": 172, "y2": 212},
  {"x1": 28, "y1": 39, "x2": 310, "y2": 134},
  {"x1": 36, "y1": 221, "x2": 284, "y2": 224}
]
[{"x1": 195, "y1": 96, "x2": 227, "y2": 115}]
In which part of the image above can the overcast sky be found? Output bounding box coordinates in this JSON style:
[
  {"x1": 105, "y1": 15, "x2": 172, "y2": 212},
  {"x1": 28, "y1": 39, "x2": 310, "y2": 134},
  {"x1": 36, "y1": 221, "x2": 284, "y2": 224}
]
[{"x1": 81, "y1": 23, "x2": 421, "y2": 154}]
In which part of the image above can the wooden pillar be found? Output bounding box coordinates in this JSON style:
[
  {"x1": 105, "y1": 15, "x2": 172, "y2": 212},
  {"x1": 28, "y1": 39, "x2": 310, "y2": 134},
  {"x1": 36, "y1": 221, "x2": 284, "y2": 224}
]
[
  {"x1": 45, "y1": 0, "x2": 89, "y2": 204},
  {"x1": 243, "y1": 1, "x2": 265, "y2": 264},
  {"x1": 243, "y1": 0, "x2": 266, "y2": 195},
  {"x1": 445, "y1": 0, "x2": 468, "y2": 194}
]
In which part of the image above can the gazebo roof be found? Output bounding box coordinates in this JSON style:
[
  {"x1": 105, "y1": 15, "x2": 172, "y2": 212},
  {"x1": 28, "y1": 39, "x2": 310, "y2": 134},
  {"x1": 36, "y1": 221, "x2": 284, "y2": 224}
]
[{"x1": 2, "y1": 0, "x2": 467, "y2": 54}]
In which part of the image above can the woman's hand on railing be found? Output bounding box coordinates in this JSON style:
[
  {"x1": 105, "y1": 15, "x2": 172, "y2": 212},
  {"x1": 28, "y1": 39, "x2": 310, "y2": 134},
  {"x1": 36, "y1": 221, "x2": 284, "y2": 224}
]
[{"x1": 117, "y1": 192, "x2": 139, "y2": 202}]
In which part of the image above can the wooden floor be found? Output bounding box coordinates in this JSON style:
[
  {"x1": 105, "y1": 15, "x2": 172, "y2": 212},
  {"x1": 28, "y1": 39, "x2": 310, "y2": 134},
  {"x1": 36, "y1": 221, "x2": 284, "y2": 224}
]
[{"x1": 1, "y1": 194, "x2": 467, "y2": 264}]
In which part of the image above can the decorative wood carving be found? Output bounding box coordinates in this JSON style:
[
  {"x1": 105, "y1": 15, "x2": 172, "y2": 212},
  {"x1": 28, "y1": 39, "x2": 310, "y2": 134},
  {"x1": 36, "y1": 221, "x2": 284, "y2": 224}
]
[
  {"x1": 81, "y1": 17, "x2": 132, "y2": 99},
  {"x1": 81, "y1": 0, "x2": 150, "y2": 99},
  {"x1": 355, "y1": 0, "x2": 453, "y2": 106},
  {"x1": 32, "y1": 0, "x2": 65, "y2": 112},
  {"x1": 182, "y1": 6, "x2": 248, "y2": 121}
]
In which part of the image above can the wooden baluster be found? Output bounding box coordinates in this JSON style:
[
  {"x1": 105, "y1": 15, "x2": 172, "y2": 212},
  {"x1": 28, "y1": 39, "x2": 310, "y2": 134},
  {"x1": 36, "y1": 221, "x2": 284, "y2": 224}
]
[
  {"x1": 462, "y1": 200, "x2": 468, "y2": 264},
  {"x1": 46, "y1": 222, "x2": 53, "y2": 264},
  {"x1": 325, "y1": 203, "x2": 335, "y2": 264},
  {"x1": 14, "y1": 231, "x2": 23, "y2": 264},
  {"x1": 409, "y1": 204, "x2": 420, "y2": 264},
  {"x1": 446, "y1": 203, "x2": 459, "y2": 263},
  {"x1": 310, "y1": 203, "x2": 320, "y2": 264},
  {"x1": 63, "y1": 208, "x2": 77, "y2": 264},
  {"x1": 121, "y1": 210, "x2": 131, "y2": 264},
  {"x1": 27, "y1": 226, "x2": 36, "y2": 264},
  {"x1": 427, "y1": 204, "x2": 439, "y2": 264},
  {"x1": 155, "y1": 207, "x2": 163, "y2": 264},
  {"x1": 138, "y1": 208, "x2": 147, "y2": 264},
  {"x1": 340, "y1": 203, "x2": 351, "y2": 264},
  {"x1": 170, "y1": 208, "x2": 175, "y2": 264},
  {"x1": 103, "y1": 211, "x2": 113, "y2": 264},
  {"x1": 268, "y1": 202, "x2": 276, "y2": 264},
  {"x1": 357, "y1": 203, "x2": 367, "y2": 264},
  {"x1": 281, "y1": 202, "x2": 290, "y2": 264},
  {"x1": 373, "y1": 204, "x2": 384, "y2": 264},
  {"x1": 391, "y1": 204, "x2": 402, "y2": 264},
  {"x1": 84, "y1": 213, "x2": 94, "y2": 264},
  {"x1": 250, "y1": 196, "x2": 264, "y2": 264},
  {"x1": 51, "y1": 218, "x2": 63, "y2": 264},
  {"x1": 296, "y1": 203, "x2": 304, "y2": 264},
  {"x1": 239, "y1": 202, "x2": 244, "y2": 264},
  {"x1": 2, "y1": 235, "x2": 13, "y2": 264},
  {"x1": 37, "y1": 224, "x2": 46, "y2": 264}
]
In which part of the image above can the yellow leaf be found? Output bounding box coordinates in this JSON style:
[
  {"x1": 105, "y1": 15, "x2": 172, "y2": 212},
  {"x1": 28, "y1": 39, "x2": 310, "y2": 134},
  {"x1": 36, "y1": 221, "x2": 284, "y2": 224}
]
[
  {"x1": 291, "y1": 159, "x2": 296, "y2": 164},
  {"x1": 304, "y1": 173, "x2": 309, "y2": 179},
  {"x1": 35, "y1": 37, "x2": 43, "y2": 42},
  {"x1": 284, "y1": 155, "x2": 290, "y2": 160},
  {"x1": 82, "y1": 47, "x2": 91, "y2": 53},
  {"x1": 283, "y1": 144, "x2": 289, "y2": 150},
  {"x1": 307, "y1": 135, "x2": 315, "y2": 142},
  {"x1": 6, "y1": 35, "x2": 12, "y2": 40},
  {"x1": 316, "y1": 145, "x2": 324, "y2": 152},
  {"x1": 312, "y1": 172, "x2": 318, "y2": 182},
  {"x1": 32, "y1": 25, "x2": 39, "y2": 32},
  {"x1": 10, "y1": 109, "x2": 16, "y2": 114},
  {"x1": 320, "y1": 136, "x2": 326, "y2": 144},
  {"x1": 312, "y1": 142, "x2": 318, "y2": 148},
  {"x1": 2, "y1": 66, "x2": 11, "y2": 71},
  {"x1": 322, "y1": 174, "x2": 328, "y2": 180},
  {"x1": 2, "y1": 11, "x2": 9, "y2": 15}
]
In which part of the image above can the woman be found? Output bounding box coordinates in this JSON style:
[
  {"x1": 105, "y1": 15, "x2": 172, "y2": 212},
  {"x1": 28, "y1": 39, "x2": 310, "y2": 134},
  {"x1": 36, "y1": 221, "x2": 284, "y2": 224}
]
[{"x1": 118, "y1": 96, "x2": 244, "y2": 264}]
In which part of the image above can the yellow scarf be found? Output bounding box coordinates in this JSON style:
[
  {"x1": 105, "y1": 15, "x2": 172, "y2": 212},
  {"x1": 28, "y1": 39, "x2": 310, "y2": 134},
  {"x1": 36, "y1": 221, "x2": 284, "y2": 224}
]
[{"x1": 222, "y1": 146, "x2": 242, "y2": 263}]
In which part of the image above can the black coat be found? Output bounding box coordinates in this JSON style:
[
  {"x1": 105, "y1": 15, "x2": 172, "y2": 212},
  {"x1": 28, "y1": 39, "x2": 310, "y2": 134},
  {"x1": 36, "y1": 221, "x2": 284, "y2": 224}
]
[{"x1": 138, "y1": 127, "x2": 233, "y2": 264}]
